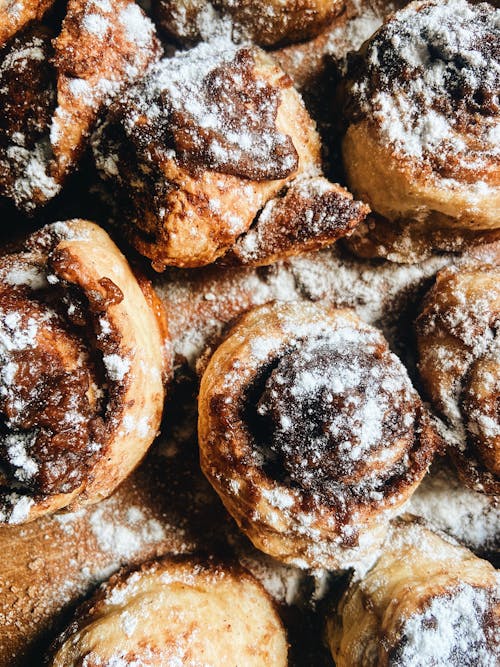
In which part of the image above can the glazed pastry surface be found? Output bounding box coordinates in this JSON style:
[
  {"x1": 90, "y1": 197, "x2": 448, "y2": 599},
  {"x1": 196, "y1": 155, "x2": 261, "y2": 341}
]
[
  {"x1": 49, "y1": 556, "x2": 288, "y2": 666},
  {"x1": 198, "y1": 302, "x2": 440, "y2": 570},
  {"x1": 342, "y1": 0, "x2": 500, "y2": 262},
  {"x1": 0, "y1": 219, "x2": 169, "y2": 524},
  {"x1": 416, "y1": 263, "x2": 500, "y2": 495},
  {"x1": 327, "y1": 519, "x2": 500, "y2": 666}
]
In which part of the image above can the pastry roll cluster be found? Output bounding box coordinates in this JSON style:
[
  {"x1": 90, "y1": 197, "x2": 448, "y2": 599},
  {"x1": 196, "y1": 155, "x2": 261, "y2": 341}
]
[
  {"x1": 342, "y1": 0, "x2": 500, "y2": 262},
  {"x1": 48, "y1": 557, "x2": 288, "y2": 666},
  {"x1": 93, "y1": 39, "x2": 367, "y2": 269},
  {"x1": 327, "y1": 519, "x2": 500, "y2": 666},
  {"x1": 416, "y1": 263, "x2": 499, "y2": 495},
  {"x1": 0, "y1": 220, "x2": 169, "y2": 524},
  {"x1": 154, "y1": 0, "x2": 342, "y2": 48},
  {"x1": 0, "y1": 0, "x2": 161, "y2": 212},
  {"x1": 198, "y1": 302, "x2": 440, "y2": 570}
]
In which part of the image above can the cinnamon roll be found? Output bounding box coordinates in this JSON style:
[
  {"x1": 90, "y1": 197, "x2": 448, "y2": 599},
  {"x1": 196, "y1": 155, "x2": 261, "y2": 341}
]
[
  {"x1": 198, "y1": 302, "x2": 440, "y2": 570},
  {"x1": 0, "y1": 0, "x2": 161, "y2": 212},
  {"x1": 155, "y1": 0, "x2": 342, "y2": 48},
  {"x1": 326, "y1": 518, "x2": 500, "y2": 666},
  {"x1": 0, "y1": 219, "x2": 169, "y2": 524},
  {"x1": 342, "y1": 0, "x2": 500, "y2": 262},
  {"x1": 92, "y1": 40, "x2": 368, "y2": 269},
  {"x1": 0, "y1": 0, "x2": 55, "y2": 49},
  {"x1": 416, "y1": 264, "x2": 499, "y2": 495},
  {"x1": 48, "y1": 556, "x2": 288, "y2": 666}
]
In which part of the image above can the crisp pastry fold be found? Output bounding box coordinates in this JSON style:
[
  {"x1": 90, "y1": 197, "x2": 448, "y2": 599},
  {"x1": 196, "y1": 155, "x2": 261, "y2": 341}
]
[
  {"x1": 341, "y1": 0, "x2": 500, "y2": 262},
  {"x1": 416, "y1": 263, "x2": 500, "y2": 495},
  {"x1": 326, "y1": 518, "x2": 500, "y2": 666},
  {"x1": 198, "y1": 302, "x2": 440, "y2": 570},
  {"x1": 0, "y1": 219, "x2": 170, "y2": 524},
  {"x1": 0, "y1": 0, "x2": 56, "y2": 49},
  {"x1": 0, "y1": 0, "x2": 161, "y2": 212},
  {"x1": 48, "y1": 556, "x2": 288, "y2": 666},
  {"x1": 92, "y1": 40, "x2": 368, "y2": 269},
  {"x1": 154, "y1": 0, "x2": 343, "y2": 48}
]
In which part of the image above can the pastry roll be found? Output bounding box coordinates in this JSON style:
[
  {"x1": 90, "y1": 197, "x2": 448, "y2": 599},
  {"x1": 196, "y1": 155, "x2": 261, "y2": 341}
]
[
  {"x1": 342, "y1": 0, "x2": 500, "y2": 262},
  {"x1": 92, "y1": 41, "x2": 368, "y2": 269},
  {"x1": 155, "y1": 0, "x2": 342, "y2": 48},
  {"x1": 48, "y1": 556, "x2": 288, "y2": 666},
  {"x1": 416, "y1": 264, "x2": 499, "y2": 495},
  {"x1": 198, "y1": 302, "x2": 440, "y2": 570},
  {"x1": 0, "y1": 220, "x2": 169, "y2": 524},
  {"x1": 0, "y1": 0, "x2": 55, "y2": 49},
  {"x1": 0, "y1": 0, "x2": 161, "y2": 212},
  {"x1": 326, "y1": 519, "x2": 500, "y2": 666}
]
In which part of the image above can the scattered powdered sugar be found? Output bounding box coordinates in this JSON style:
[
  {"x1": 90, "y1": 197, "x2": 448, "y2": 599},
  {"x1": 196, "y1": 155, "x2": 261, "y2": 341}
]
[
  {"x1": 396, "y1": 582, "x2": 499, "y2": 666},
  {"x1": 350, "y1": 0, "x2": 500, "y2": 178},
  {"x1": 4, "y1": 141, "x2": 61, "y2": 211},
  {"x1": 89, "y1": 504, "x2": 166, "y2": 559},
  {"x1": 407, "y1": 462, "x2": 499, "y2": 554},
  {"x1": 103, "y1": 353, "x2": 131, "y2": 382},
  {"x1": 2, "y1": 431, "x2": 39, "y2": 483},
  {"x1": 82, "y1": 12, "x2": 110, "y2": 38},
  {"x1": 119, "y1": 3, "x2": 155, "y2": 47},
  {"x1": 0, "y1": 493, "x2": 34, "y2": 524}
]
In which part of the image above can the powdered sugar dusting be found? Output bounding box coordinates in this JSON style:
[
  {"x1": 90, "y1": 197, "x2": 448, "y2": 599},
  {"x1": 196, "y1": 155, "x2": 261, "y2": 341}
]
[
  {"x1": 349, "y1": 0, "x2": 499, "y2": 183},
  {"x1": 396, "y1": 582, "x2": 500, "y2": 666}
]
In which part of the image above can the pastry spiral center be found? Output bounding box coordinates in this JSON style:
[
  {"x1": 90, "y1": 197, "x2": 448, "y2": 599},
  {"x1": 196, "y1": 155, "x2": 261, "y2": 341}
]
[{"x1": 255, "y1": 337, "x2": 416, "y2": 502}]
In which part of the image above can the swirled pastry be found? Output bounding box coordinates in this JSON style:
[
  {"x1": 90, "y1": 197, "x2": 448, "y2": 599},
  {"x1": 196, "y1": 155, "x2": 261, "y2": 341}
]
[
  {"x1": 0, "y1": 219, "x2": 169, "y2": 524},
  {"x1": 48, "y1": 556, "x2": 288, "y2": 666},
  {"x1": 0, "y1": 0, "x2": 55, "y2": 49},
  {"x1": 0, "y1": 0, "x2": 161, "y2": 212},
  {"x1": 92, "y1": 40, "x2": 368, "y2": 269},
  {"x1": 342, "y1": 0, "x2": 500, "y2": 262},
  {"x1": 198, "y1": 302, "x2": 440, "y2": 570},
  {"x1": 416, "y1": 264, "x2": 499, "y2": 495},
  {"x1": 326, "y1": 519, "x2": 500, "y2": 666},
  {"x1": 155, "y1": 0, "x2": 342, "y2": 48}
]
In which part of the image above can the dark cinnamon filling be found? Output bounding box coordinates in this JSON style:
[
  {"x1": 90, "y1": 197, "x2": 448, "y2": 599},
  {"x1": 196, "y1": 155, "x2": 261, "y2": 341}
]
[
  {"x1": 0, "y1": 285, "x2": 107, "y2": 496},
  {"x1": 244, "y1": 337, "x2": 418, "y2": 507}
]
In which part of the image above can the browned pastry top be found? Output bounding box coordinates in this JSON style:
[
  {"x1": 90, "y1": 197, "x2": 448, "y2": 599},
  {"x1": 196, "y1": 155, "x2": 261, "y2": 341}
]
[
  {"x1": 345, "y1": 0, "x2": 499, "y2": 185},
  {"x1": 250, "y1": 328, "x2": 422, "y2": 508},
  {"x1": 98, "y1": 42, "x2": 298, "y2": 182}
]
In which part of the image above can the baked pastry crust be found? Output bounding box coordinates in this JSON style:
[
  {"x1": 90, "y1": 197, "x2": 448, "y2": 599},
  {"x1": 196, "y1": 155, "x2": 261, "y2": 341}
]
[
  {"x1": 0, "y1": 219, "x2": 170, "y2": 524},
  {"x1": 326, "y1": 518, "x2": 500, "y2": 666},
  {"x1": 416, "y1": 263, "x2": 500, "y2": 495},
  {"x1": 198, "y1": 302, "x2": 440, "y2": 570},
  {"x1": 155, "y1": 0, "x2": 343, "y2": 48},
  {"x1": 48, "y1": 556, "x2": 288, "y2": 666},
  {"x1": 0, "y1": 0, "x2": 161, "y2": 212},
  {"x1": 342, "y1": 0, "x2": 500, "y2": 262},
  {"x1": 0, "y1": 0, "x2": 55, "y2": 49},
  {"x1": 93, "y1": 41, "x2": 367, "y2": 269}
]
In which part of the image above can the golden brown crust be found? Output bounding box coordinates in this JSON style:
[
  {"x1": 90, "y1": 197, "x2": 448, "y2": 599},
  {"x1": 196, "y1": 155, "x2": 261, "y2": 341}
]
[
  {"x1": 198, "y1": 302, "x2": 440, "y2": 570},
  {"x1": 93, "y1": 43, "x2": 335, "y2": 269},
  {"x1": 155, "y1": 0, "x2": 343, "y2": 48},
  {"x1": 416, "y1": 263, "x2": 500, "y2": 495},
  {"x1": 225, "y1": 177, "x2": 369, "y2": 266},
  {"x1": 48, "y1": 555, "x2": 288, "y2": 666},
  {"x1": 0, "y1": 0, "x2": 55, "y2": 49},
  {"x1": 326, "y1": 518, "x2": 500, "y2": 666},
  {"x1": 0, "y1": 0, "x2": 161, "y2": 213},
  {"x1": 0, "y1": 220, "x2": 170, "y2": 524},
  {"x1": 342, "y1": 0, "x2": 500, "y2": 262}
]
